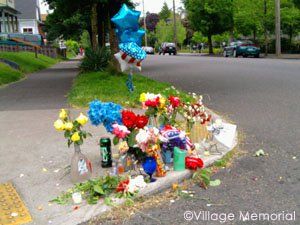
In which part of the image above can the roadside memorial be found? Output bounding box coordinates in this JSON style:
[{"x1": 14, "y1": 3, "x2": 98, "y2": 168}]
[{"x1": 52, "y1": 89, "x2": 237, "y2": 207}]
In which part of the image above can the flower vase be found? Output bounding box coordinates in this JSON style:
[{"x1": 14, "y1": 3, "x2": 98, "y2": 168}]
[
  {"x1": 148, "y1": 115, "x2": 158, "y2": 127},
  {"x1": 146, "y1": 145, "x2": 166, "y2": 177},
  {"x1": 70, "y1": 144, "x2": 92, "y2": 183},
  {"x1": 189, "y1": 123, "x2": 210, "y2": 144}
]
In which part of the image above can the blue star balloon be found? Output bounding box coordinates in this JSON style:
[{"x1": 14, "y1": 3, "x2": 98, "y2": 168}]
[
  {"x1": 111, "y1": 4, "x2": 141, "y2": 32},
  {"x1": 119, "y1": 29, "x2": 145, "y2": 46}
]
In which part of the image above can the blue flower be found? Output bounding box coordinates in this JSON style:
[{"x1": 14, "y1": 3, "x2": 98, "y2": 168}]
[{"x1": 88, "y1": 100, "x2": 123, "y2": 133}]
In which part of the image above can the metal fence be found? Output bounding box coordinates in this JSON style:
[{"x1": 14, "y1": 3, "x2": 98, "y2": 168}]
[{"x1": 0, "y1": 45, "x2": 59, "y2": 58}]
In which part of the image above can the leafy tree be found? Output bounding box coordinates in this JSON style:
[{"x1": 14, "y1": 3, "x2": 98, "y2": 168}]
[
  {"x1": 159, "y1": 2, "x2": 171, "y2": 21},
  {"x1": 156, "y1": 16, "x2": 186, "y2": 46},
  {"x1": 45, "y1": 0, "x2": 133, "y2": 52},
  {"x1": 141, "y1": 13, "x2": 160, "y2": 32},
  {"x1": 184, "y1": 0, "x2": 234, "y2": 54},
  {"x1": 281, "y1": 0, "x2": 300, "y2": 46},
  {"x1": 294, "y1": 0, "x2": 300, "y2": 7}
]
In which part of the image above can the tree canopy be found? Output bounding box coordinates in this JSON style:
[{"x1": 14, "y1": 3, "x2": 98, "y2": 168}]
[
  {"x1": 184, "y1": 0, "x2": 234, "y2": 54},
  {"x1": 159, "y1": 2, "x2": 171, "y2": 21}
]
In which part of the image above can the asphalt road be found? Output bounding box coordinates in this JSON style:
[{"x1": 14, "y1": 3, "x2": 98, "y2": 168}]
[{"x1": 118, "y1": 55, "x2": 300, "y2": 225}]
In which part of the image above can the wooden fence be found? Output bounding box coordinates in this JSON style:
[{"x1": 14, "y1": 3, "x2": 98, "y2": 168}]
[{"x1": 0, "y1": 45, "x2": 59, "y2": 58}]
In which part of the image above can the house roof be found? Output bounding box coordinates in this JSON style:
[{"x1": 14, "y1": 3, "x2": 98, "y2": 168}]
[
  {"x1": 15, "y1": 0, "x2": 40, "y2": 20},
  {"x1": 0, "y1": 4, "x2": 21, "y2": 14}
]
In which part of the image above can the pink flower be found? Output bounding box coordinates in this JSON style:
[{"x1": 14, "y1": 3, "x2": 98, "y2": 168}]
[{"x1": 112, "y1": 124, "x2": 131, "y2": 139}]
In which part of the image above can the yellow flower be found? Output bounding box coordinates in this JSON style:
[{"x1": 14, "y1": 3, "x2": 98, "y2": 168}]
[
  {"x1": 159, "y1": 97, "x2": 166, "y2": 108},
  {"x1": 64, "y1": 122, "x2": 73, "y2": 131},
  {"x1": 139, "y1": 93, "x2": 147, "y2": 102},
  {"x1": 59, "y1": 109, "x2": 68, "y2": 120},
  {"x1": 76, "y1": 113, "x2": 88, "y2": 125},
  {"x1": 54, "y1": 119, "x2": 65, "y2": 131},
  {"x1": 71, "y1": 132, "x2": 81, "y2": 142}
]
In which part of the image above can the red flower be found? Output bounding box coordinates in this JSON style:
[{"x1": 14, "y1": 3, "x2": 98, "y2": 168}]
[
  {"x1": 169, "y1": 96, "x2": 181, "y2": 108},
  {"x1": 185, "y1": 157, "x2": 204, "y2": 170},
  {"x1": 116, "y1": 179, "x2": 130, "y2": 192},
  {"x1": 122, "y1": 110, "x2": 137, "y2": 129},
  {"x1": 135, "y1": 115, "x2": 149, "y2": 128},
  {"x1": 145, "y1": 97, "x2": 160, "y2": 107}
]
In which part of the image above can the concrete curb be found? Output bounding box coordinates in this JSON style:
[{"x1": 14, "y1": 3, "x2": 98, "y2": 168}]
[{"x1": 50, "y1": 111, "x2": 238, "y2": 225}]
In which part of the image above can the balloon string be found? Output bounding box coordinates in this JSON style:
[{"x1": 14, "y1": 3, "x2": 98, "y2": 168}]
[{"x1": 126, "y1": 70, "x2": 134, "y2": 93}]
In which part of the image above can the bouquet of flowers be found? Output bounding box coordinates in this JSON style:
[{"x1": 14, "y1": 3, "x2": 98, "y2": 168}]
[
  {"x1": 139, "y1": 93, "x2": 167, "y2": 122},
  {"x1": 181, "y1": 94, "x2": 211, "y2": 132},
  {"x1": 54, "y1": 109, "x2": 91, "y2": 147}
]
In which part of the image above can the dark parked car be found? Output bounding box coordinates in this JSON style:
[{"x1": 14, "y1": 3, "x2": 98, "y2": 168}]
[
  {"x1": 159, "y1": 42, "x2": 177, "y2": 55},
  {"x1": 223, "y1": 41, "x2": 260, "y2": 58},
  {"x1": 142, "y1": 46, "x2": 155, "y2": 54}
]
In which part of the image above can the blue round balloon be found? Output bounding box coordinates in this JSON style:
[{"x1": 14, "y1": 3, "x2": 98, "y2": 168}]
[{"x1": 119, "y1": 42, "x2": 147, "y2": 60}]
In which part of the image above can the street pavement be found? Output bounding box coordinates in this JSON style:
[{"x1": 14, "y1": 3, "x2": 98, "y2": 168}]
[{"x1": 117, "y1": 55, "x2": 300, "y2": 224}]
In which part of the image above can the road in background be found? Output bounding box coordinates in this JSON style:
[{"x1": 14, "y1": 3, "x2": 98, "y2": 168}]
[{"x1": 122, "y1": 55, "x2": 300, "y2": 224}]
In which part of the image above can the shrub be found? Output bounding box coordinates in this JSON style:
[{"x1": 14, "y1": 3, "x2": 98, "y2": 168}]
[
  {"x1": 80, "y1": 47, "x2": 111, "y2": 72},
  {"x1": 66, "y1": 40, "x2": 79, "y2": 55}
]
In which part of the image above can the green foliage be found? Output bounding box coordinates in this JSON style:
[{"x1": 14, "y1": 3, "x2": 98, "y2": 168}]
[
  {"x1": 156, "y1": 16, "x2": 187, "y2": 45},
  {"x1": 184, "y1": 0, "x2": 233, "y2": 37},
  {"x1": 192, "y1": 32, "x2": 208, "y2": 44},
  {"x1": 80, "y1": 47, "x2": 111, "y2": 72},
  {"x1": 159, "y1": 2, "x2": 171, "y2": 21},
  {"x1": 80, "y1": 30, "x2": 91, "y2": 49},
  {"x1": 0, "y1": 52, "x2": 58, "y2": 74},
  {"x1": 184, "y1": 0, "x2": 234, "y2": 53},
  {"x1": 192, "y1": 168, "x2": 212, "y2": 189},
  {"x1": 68, "y1": 70, "x2": 192, "y2": 108},
  {"x1": 66, "y1": 40, "x2": 79, "y2": 56},
  {"x1": 51, "y1": 175, "x2": 123, "y2": 205},
  {"x1": 0, "y1": 63, "x2": 24, "y2": 86}
]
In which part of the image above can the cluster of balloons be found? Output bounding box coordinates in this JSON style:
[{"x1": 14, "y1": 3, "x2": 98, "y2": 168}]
[{"x1": 111, "y1": 4, "x2": 147, "y2": 73}]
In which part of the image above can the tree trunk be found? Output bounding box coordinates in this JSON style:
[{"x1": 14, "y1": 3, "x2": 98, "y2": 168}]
[
  {"x1": 90, "y1": 3, "x2": 98, "y2": 51},
  {"x1": 108, "y1": 10, "x2": 120, "y2": 72},
  {"x1": 253, "y1": 29, "x2": 256, "y2": 42},
  {"x1": 208, "y1": 34, "x2": 213, "y2": 54}
]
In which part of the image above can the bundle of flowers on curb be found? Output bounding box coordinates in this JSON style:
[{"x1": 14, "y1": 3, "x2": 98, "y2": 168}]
[{"x1": 52, "y1": 91, "x2": 215, "y2": 206}]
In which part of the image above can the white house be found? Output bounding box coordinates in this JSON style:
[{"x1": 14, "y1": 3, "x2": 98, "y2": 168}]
[{"x1": 15, "y1": 0, "x2": 42, "y2": 34}]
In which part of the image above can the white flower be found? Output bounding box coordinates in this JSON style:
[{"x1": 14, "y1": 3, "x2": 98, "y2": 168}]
[
  {"x1": 127, "y1": 176, "x2": 147, "y2": 193},
  {"x1": 136, "y1": 129, "x2": 148, "y2": 144}
]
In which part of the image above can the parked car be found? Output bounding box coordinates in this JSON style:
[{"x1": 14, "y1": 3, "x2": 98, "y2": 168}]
[
  {"x1": 223, "y1": 41, "x2": 260, "y2": 58},
  {"x1": 142, "y1": 46, "x2": 155, "y2": 54},
  {"x1": 0, "y1": 33, "x2": 45, "y2": 46},
  {"x1": 159, "y1": 42, "x2": 177, "y2": 55}
]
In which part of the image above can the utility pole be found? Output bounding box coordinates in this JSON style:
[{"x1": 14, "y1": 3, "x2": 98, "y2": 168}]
[
  {"x1": 173, "y1": 0, "x2": 177, "y2": 47},
  {"x1": 142, "y1": 0, "x2": 147, "y2": 46},
  {"x1": 264, "y1": 0, "x2": 268, "y2": 56},
  {"x1": 275, "y1": 0, "x2": 281, "y2": 57}
]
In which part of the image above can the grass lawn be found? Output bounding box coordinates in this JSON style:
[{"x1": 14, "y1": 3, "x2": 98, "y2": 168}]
[
  {"x1": 68, "y1": 71, "x2": 192, "y2": 108},
  {"x1": 0, "y1": 63, "x2": 24, "y2": 86},
  {"x1": 0, "y1": 52, "x2": 58, "y2": 73}
]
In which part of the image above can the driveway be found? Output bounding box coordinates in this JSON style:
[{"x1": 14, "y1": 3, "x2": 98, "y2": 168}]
[{"x1": 121, "y1": 55, "x2": 300, "y2": 224}]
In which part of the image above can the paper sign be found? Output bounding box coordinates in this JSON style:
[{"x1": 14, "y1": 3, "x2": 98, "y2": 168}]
[{"x1": 213, "y1": 123, "x2": 237, "y2": 149}]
